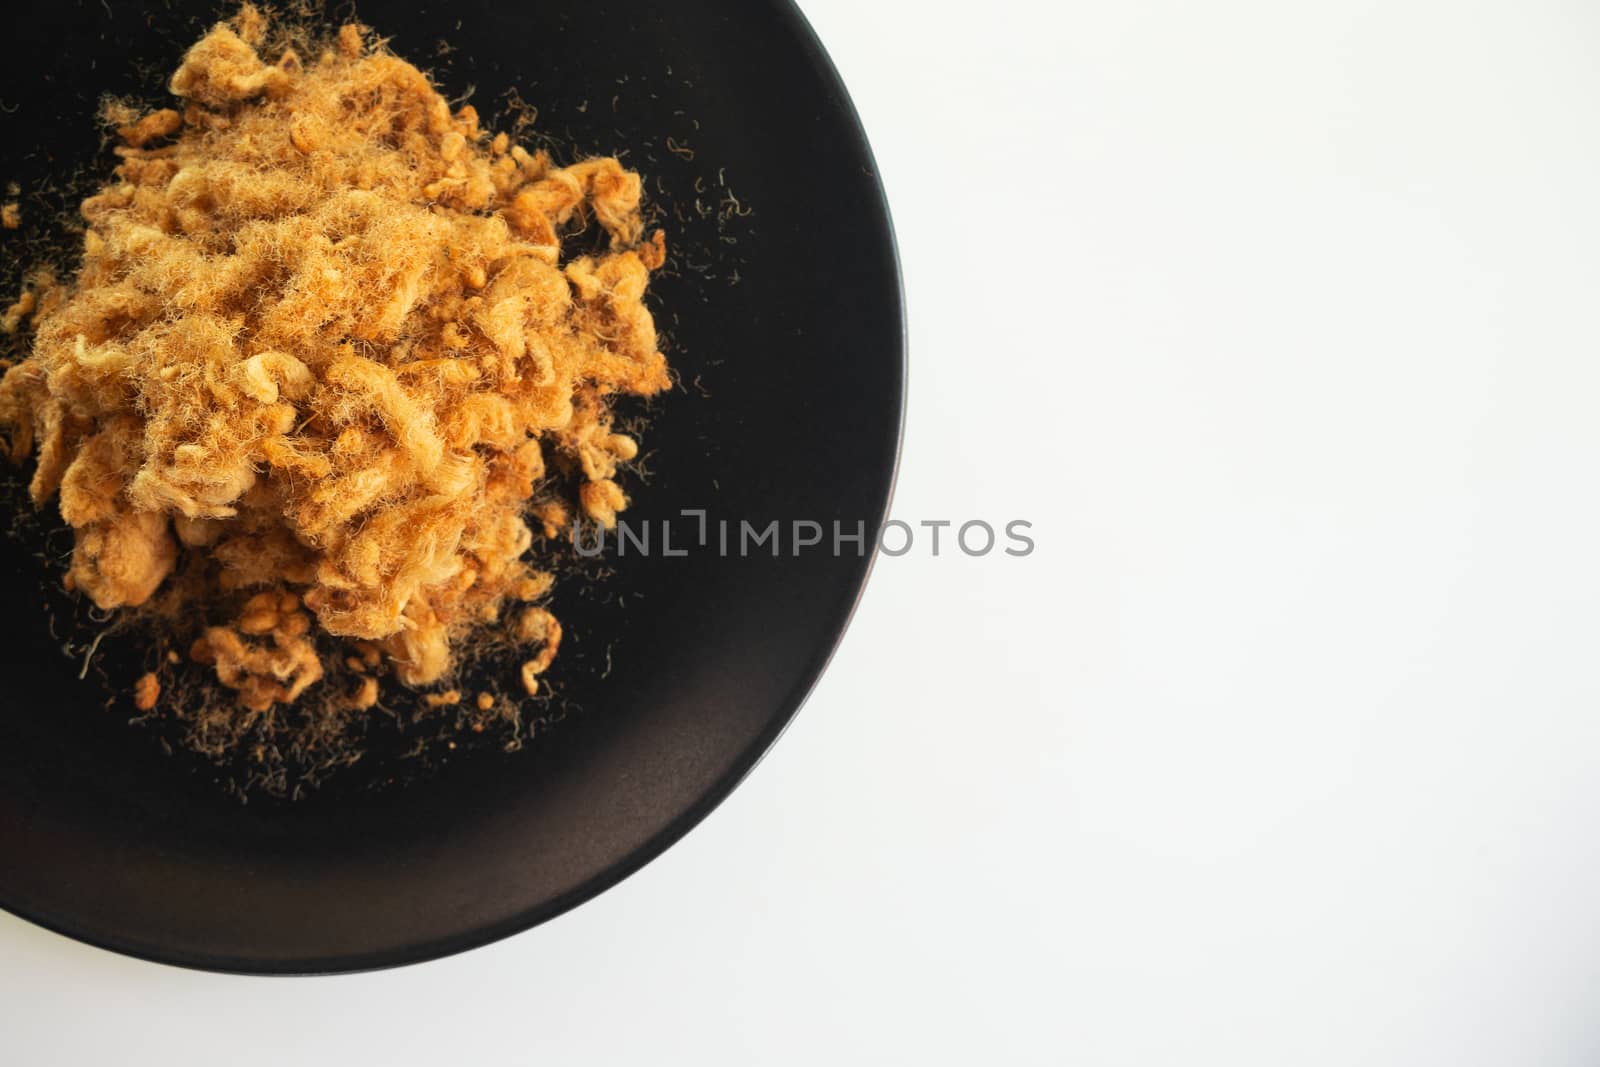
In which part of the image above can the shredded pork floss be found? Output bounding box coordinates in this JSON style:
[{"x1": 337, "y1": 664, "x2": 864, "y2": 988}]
[{"x1": 0, "y1": 7, "x2": 670, "y2": 718}]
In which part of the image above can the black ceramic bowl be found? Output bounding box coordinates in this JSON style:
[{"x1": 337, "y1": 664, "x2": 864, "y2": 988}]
[{"x1": 0, "y1": 0, "x2": 901, "y2": 973}]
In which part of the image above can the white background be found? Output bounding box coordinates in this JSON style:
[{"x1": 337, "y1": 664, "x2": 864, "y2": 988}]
[{"x1": 6, "y1": 0, "x2": 1600, "y2": 1063}]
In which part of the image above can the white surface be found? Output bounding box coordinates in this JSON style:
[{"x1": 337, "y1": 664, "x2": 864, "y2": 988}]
[{"x1": 6, "y1": 1, "x2": 1600, "y2": 1063}]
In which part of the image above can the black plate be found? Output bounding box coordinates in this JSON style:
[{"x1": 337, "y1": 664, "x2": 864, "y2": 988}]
[{"x1": 0, "y1": 0, "x2": 902, "y2": 973}]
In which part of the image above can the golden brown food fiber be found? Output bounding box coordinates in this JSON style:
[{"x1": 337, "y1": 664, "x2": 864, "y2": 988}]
[{"x1": 0, "y1": 7, "x2": 669, "y2": 713}]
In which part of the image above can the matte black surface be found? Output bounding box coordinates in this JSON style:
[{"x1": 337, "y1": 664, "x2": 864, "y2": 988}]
[{"x1": 0, "y1": 0, "x2": 902, "y2": 973}]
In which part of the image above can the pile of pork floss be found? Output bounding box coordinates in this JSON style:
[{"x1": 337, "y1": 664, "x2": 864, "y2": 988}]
[{"x1": 0, "y1": 7, "x2": 670, "y2": 742}]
